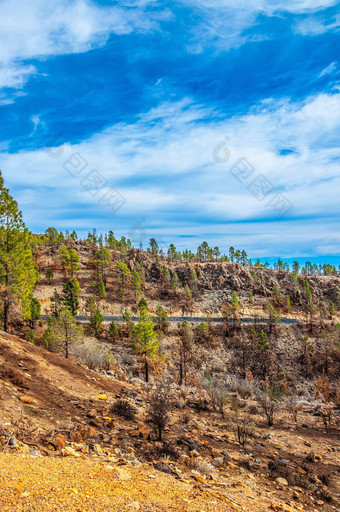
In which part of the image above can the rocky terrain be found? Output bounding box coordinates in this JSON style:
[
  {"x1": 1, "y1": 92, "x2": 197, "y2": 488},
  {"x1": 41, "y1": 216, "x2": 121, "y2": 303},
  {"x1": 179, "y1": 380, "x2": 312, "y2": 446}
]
[
  {"x1": 0, "y1": 330, "x2": 339, "y2": 512},
  {"x1": 33, "y1": 242, "x2": 340, "y2": 319},
  {"x1": 0, "y1": 241, "x2": 339, "y2": 511}
]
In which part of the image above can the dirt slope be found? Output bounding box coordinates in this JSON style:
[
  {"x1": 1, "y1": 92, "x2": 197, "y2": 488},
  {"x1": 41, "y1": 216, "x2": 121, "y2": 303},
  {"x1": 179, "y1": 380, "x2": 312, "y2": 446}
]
[{"x1": 0, "y1": 330, "x2": 125, "y2": 432}]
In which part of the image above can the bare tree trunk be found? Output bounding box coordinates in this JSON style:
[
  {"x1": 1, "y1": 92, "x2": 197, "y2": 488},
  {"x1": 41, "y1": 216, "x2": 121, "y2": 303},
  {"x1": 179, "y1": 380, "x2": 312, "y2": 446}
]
[{"x1": 145, "y1": 357, "x2": 149, "y2": 383}]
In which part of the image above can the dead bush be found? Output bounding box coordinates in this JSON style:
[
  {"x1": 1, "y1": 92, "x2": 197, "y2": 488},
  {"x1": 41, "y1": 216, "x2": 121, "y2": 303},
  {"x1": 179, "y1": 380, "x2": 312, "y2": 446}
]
[
  {"x1": 148, "y1": 380, "x2": 172, "y2": 441},
  {"x1": 255, "y1": 387, "x2": 283, "y2": 427},
  {"x1": 138, "y1": 441, "x2": 180, "y2": 462},
  {"x1": 317, "y1": 403, "x2": 335, "y2": 433},
  {"x1": 181, "y1": 412, "x2": 192, "y2": 426},
  {"x1": 111, "y1": 399, "x2": 137, "y2": 421},
  {"x1": 318, "y1": 490, "x2": 332, "y2": 502},
  {"x1": 248, "y1": 404, "x2": 259, "y2": 415},
  {"x1": 235, "y1": 418, "x2": 253, "y2": 447},
  {"x1": 185, "y1": 458, "x2": 215, "y2": 477},
  {"x1": 72, "y1": 339, "x2": 114, "y2": 371},
  {"x1": 285, "y1": 395, "x2": 303, "y2": 425}
]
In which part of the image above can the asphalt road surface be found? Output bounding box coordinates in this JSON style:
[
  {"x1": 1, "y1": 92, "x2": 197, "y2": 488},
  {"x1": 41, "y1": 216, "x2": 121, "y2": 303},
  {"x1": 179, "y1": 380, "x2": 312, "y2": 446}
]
[{"x1": 42, "y1": 315, "x2": 300, "y2": 325}]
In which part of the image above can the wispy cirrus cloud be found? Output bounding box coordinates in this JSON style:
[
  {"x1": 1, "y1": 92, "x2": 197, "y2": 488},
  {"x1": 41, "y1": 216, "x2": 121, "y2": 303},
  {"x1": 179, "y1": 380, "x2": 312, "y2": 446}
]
[{"x1": 181, "y1": 0, "x2": 340, "y2": 52}]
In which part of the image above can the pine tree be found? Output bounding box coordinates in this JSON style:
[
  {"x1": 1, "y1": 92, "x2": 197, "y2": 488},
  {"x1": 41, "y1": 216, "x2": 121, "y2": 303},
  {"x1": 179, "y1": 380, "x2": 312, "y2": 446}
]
[
  {"x1": 43, "y1": 308, "x2": 84, "y2": 358},
  {"x1": 62, "y1": 278, "x2": 81, "y2": 316},
  {"x1": 0, "y1": 171, "x2": 38, "y2": 331},
  {"x1": 58, "y1": 245, "x2": 80, "y2": 278},
  {"x1": 95, "y1": 247, "x2": 111, "y2": 284},
  {"x1": 133, "y1": 303, "x2": 159, "y2": 382},
  {"x1": 116, "y1": 261, "x2": 131, "y2": 287},
  {"x1": 98, "y1": 279, "x2": 106, "y2": 298},
  {"x1": 30, "y1": 297, "x2": 41, "y2": 329},
  {"x1": 266, "y1": 302, "x2": 280, "y2": 333},
  {"x1": 50, "y1": 289, "x2": 62, "y2": 317},
  {"x1": 86, "y1": 297, "x2": 104, "y2": 337},
  {"x1": 131, "y1": 270, "x2": 142, "y2": 298},
  {"x1": 155, "y1": 304, "x2": 168, "y2": 332},
  {"x1": 108, "y1": 320, "x2": 119, "y2": 342},
  {"x1": 46, "y1": 268, "x2": 54, "y2": 284}
]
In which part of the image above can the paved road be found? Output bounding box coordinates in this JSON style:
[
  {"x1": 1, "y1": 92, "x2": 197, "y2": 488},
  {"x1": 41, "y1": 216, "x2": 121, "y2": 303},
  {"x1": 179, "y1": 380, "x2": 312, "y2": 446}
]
[{"x1": 42, "y1": 315, "x2": 300, "y2": 325}]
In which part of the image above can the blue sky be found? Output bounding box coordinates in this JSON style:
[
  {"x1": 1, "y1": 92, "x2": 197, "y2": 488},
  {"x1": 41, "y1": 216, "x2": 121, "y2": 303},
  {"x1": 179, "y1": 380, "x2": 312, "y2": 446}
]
[{"x1": 0, "y1": 0, "x2": 340, "y2": 260}]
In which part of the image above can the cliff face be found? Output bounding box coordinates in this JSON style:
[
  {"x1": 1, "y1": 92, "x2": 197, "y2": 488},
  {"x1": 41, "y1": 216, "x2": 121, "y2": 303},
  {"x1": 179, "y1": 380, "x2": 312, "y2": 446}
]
[
  {"x1": 34, "y1": 243, "x2": 340, "y2": 318},
  {"x1": 129, "y1": 249, "x2": 340, "y2": 314}
]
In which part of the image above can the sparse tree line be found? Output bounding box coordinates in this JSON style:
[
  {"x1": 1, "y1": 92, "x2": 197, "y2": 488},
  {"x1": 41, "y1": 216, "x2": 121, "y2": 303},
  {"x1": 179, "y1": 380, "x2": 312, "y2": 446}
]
[{"x1": 31, "y1": 222, "x2": 340, "y2": 276}]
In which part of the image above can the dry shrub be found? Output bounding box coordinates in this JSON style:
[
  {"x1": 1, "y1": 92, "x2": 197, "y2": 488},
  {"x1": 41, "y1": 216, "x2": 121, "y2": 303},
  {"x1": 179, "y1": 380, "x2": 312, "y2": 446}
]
[
  {"x1": 111, "y1": 399, "x2": 137, "y2": 421},
  {"x1": 185, "y1": 458, "x2": 215, "y2": 477},
  {"x1": 226, "y1": 376, "x2": 253, "y2": 399},
  {"x1": 248, "y1": 404, "x2": 259, "y2": 415},
  {"x1": 138, "y1": 441, "x2": 180, "y2": 462},
  {"x1": 235, "y1": 418, "x2": 253, "y2": 447},
  {"x1": 148, "y1": 380, "x2": 171, "y2": 441},
  {"x1": 285, "y1": 395, "x2": 304, "y2": 424},
  {"x1": 72, "y1": 339, "x2": 114, "y2": 371},
  {"x1": 255, "y1": 387, "x2": 283, "y2": 427}
]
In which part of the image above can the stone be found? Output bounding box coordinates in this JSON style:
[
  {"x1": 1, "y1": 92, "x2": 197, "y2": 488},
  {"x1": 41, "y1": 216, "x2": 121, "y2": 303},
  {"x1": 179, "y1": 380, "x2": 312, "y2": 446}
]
[
  {"x1": 276, "y1": 477, "x2": 289, "y2": 486},
  {"x1": 212, "y1": 458, "x2": 224, "y2": 468},
  {"x1": 129, "y1": 502, "x2": 140, "y2": 511},
  {"x1": 63, "y1": 446, "x2": 80, "y2": 457},
  {"x1": 296, "y1": 467, "x2": 306, "y2": 475},
  {"x1": 29, "y1": 450, "x2": 42, "y2": 458},
  {"x1": 19, "y1": 396, "x2": 35, "y2": 404},
  {"x1": 55, "y1": 434, "x2": 66, "y2": 451},
  {"x1": 306, "y1": 452, "x2": 315, "y2": 463},
  {"x1": 9, "y1": 437, "x2": 17, "y2": 447},
  {"x1": 137, "y1": 423, "x2": 151, "y2": 440},
  {"x1": 114, "y1": 467, "x2": 132, "y2": 481},
  {"x1": 193, "y1": 474, "x2": 207, "y2": 484}
]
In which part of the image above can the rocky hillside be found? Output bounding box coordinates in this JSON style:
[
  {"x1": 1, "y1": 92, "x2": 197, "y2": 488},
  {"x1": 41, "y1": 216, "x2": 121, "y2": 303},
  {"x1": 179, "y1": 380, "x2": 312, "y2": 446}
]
[{"x1": 33, "y1": 242, "x2": 340, "y2": 319}]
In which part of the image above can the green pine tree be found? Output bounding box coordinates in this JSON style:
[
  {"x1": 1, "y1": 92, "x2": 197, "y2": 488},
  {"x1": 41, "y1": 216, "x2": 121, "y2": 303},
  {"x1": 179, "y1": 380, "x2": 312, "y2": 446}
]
[
  {"x1": 30, "y1": 296, "x2": 41, "y2": 329},
  {"x1": 108, "y1": 320, "x2": 119, "y2": 342},
  {"x1": 133, "y1": 303, "x2": 159, "y2": 382},
  {"x1": 62, "y1": 278, "x2": 81, "y2": 316},
  {"x1": 43, "y1": 308, "x2": 84, "y2": 358},
  {"x1": 0, "y1": 171, "x2": 39, "y2": 331},
  {"x1": 131, "y1": 270, "x2": 142, "y2": 298},
  {"x1": 98, "y1": 279, "x2": 106, "y2": 298}
]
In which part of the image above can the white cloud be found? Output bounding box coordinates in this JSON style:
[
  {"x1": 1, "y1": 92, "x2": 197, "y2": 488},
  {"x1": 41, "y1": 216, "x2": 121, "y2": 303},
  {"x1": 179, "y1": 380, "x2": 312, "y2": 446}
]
[
  {"x1": 0, "y1": 0, "x2": 167, "y2": 93},
  {"x1": 1, "y1": 91, "x2": 340, "y2": 255},
  {"x1": 295, "y1": 12, "x2": 340, "y2": 35},
  {"x1": 319, "y1": 61, "x2": 338, "y2": 77},
  {"x1": 181, "y1": 0, "x2": 339, "y2": 52}
]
